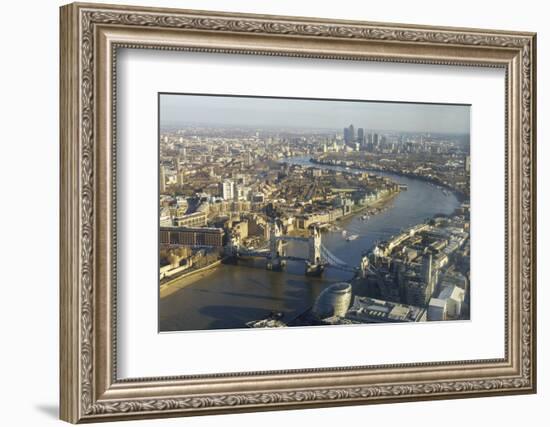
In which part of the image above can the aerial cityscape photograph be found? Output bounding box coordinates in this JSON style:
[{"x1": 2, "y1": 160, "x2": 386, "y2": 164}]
[{"x1": 158, "y1": 94, "x2": 471, "y2": 332}]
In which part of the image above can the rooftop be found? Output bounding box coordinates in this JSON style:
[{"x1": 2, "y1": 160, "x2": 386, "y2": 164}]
[{"x1": 346, "y1": 296, "x2": 426, "y2": 323}]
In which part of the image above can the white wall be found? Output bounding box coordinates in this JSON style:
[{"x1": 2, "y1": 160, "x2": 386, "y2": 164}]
[{"x1": 0, "y1": 0, "x2": 546, "y2": 425}]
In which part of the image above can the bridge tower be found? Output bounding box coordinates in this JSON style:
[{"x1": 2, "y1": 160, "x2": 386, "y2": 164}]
[
  {"x1": 305, "y1": 226, "x2": 325, "y2": 276},
  {"x1": 225, "y1": 235, "x2": 239, "y2": 257},
  {"x1": 266, "y1": 221, "x2": 286, "y2": 271}
]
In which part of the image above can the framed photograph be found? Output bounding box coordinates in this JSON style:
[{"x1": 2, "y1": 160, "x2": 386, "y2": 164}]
[{"x1": 60, "y1": 2, "x2": 537, "y2": 423}]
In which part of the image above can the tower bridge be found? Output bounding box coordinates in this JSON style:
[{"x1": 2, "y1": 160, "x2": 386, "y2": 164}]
[{"x1": 228, "y1": 221, "x2": 358, "y2": 276}]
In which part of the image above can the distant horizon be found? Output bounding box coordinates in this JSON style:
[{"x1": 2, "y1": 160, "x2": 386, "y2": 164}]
[
  {"x1": 160, "y1": 93, "x2": 471, "y2": 135},
  {"x1": 160, "y1": 121, "x2": 470, "y2": 137}
]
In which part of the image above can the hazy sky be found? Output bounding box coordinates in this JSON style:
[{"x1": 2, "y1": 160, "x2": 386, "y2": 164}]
[{"x1": 160, "y1": 93, "x2": 470, "y2": 134}]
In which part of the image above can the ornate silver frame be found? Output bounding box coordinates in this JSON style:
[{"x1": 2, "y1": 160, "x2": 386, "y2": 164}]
[{"x1": 60, "y1": 2, "x2": 537, "y2": 423}]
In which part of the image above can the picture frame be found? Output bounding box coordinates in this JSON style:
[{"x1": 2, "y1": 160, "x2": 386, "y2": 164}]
[{"x1": 59, "y1": 2, "x2": 537, "y2": 423}]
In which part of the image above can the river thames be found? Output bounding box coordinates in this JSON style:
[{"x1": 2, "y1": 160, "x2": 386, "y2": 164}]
[{"x1": 159, "y1": 156, "x2": 461, "y2": 332}]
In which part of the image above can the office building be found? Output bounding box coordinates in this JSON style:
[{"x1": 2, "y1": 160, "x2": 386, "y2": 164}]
[
  {"x1": 173, "y1": 211, "x2": 207, "y2": 228},
  {"x1": 220, "y1": 179, "x2": 234, "y2": 200},
  {"x1": 344, "y1": 124, "x2": 355, "y2": 144},
  {"x1": 427, "y1": 298, "x2": 447, "y2": 321},
  {"x1": 313, "y1": 282, "x2": 353, "y2": 319},
  {"x1": 346, "y1": 296, "x2": 427, "y2": 323},
  {"x1": 160, "y1": 226, "x2": 224, "y2": 248},
  {"x1": 357, "y1": 127, "x2": 365, "y2": 144}
]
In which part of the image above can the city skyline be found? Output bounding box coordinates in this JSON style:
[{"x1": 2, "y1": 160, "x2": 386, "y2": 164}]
[
  {"x1": 160, "y1": 93, "x2": 471, "y2": 134},
  {"x1": 158, "y1": 94, "x2": 470, "y2": 332}
]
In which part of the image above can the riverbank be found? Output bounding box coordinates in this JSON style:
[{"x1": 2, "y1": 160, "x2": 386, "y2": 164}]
[
  {"x1": 309, "y1": 157, "x2": 468, "y2": 202},
  {"x1": 286, "y1": 190, "x2": 399, "y2": 239},
  {"x1": 160, "y1": 259, "x2": 223, "y2": 298},
  {"x1": 349, "y1": 190, "x2": 399, "y2": 216}
]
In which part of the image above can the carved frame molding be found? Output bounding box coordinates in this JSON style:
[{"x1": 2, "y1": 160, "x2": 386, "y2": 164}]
[{"x1": 60, "y1": 2, "x2": 536, "y2": 423}]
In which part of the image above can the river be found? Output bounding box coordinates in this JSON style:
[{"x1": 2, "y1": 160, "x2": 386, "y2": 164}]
[{"x1": 159, "y1": 156, "x2": 461, "y2": 332}]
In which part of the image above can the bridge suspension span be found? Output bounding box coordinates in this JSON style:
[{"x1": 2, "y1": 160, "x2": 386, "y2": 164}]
[{"x1": 229, "y1": 222, "x2": 358, "y2": 276}]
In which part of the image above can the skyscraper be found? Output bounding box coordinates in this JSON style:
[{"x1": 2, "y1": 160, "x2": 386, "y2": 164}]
[
  {"x1": 372, "y1": 132, "x2": 379, "y2": 145},
  {"x1": 357, "y1": 127, "x2": 364, "y2": 144},
  {"x1": 343, "y1": 127, "x2": 350, "y2": 144},
  {"x1": 344, "y1": 124, "x2": 355, "y2": 145}
]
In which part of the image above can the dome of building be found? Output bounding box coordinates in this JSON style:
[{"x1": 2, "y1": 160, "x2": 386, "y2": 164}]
[{"x1": 313, "y1": 282, "x2": 352, "y2": 319}]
